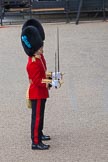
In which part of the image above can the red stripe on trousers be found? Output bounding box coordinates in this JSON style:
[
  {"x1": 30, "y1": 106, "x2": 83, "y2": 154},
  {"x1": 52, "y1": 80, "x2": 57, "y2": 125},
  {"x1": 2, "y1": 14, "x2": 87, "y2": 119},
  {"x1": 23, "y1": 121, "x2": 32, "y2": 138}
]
[{"x1": 34, "y1": 99, "x2": 41, "y2": 144}]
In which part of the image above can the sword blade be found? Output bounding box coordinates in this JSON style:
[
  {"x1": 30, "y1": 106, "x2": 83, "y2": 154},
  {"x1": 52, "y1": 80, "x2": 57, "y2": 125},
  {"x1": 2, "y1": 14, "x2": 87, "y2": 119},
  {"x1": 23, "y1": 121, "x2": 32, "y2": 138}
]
[
  {"x1": 55, "y1": 52, "x2": 57, "y2": 80},
  {"x1": 57, "y1": 27, "x2": 60, "y2": 72}
]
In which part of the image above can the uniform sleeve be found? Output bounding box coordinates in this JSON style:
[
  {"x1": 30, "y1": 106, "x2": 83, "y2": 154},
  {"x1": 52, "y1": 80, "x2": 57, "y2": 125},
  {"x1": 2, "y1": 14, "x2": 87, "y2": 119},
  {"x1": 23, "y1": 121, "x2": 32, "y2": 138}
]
[{"x1": 27, "y1": 62, "x2": 47, "y2": 88}]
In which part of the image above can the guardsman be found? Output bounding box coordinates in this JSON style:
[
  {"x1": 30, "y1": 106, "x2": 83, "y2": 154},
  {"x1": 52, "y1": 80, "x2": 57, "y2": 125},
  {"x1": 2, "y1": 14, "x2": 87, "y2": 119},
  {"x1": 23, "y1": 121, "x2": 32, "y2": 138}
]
[
  {"x1": 21, "y1": 19, "x2": 62, "y2": 150},
  {"x1": 21, "y1": 20, "x2": 51, "y2": 150}
]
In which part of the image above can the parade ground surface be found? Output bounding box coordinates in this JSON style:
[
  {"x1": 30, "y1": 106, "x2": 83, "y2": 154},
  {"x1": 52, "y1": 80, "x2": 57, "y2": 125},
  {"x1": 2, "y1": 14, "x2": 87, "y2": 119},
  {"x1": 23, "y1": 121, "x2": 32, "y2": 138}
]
[{"x1": 0, "y1": 20, "x2": 108, "y2": 162}]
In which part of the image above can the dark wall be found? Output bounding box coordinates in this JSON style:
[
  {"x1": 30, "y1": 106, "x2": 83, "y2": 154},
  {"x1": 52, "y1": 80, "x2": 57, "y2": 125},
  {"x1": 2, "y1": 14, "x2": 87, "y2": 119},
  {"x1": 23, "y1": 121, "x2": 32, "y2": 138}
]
[
  {"x1": 32, "y1": 1, "x2": 65, "y2": 9},
  {"x1": 32, "y1": 0, "x2": 108, "y2": 11},
  {"x1": 68, "y1": 0, "x2": 108, "y2": 11},
  {"x1": 3, "y1": 0, "x2": 108, "y2": 11}
]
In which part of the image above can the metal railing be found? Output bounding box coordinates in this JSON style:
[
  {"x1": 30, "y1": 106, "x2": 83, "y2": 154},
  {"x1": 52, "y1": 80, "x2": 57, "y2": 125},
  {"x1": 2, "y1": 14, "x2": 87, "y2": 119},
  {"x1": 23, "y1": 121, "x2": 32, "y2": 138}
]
[{"x1": 0, "y1": 0, "x2": 108, "y2": 25}]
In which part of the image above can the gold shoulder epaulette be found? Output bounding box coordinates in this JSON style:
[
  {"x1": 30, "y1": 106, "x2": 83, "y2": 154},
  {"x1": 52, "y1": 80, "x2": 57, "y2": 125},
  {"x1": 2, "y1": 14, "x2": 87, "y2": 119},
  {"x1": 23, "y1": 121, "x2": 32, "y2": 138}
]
[
  {"x1": 32, "y1": 55, "x2": 40, "y2": 62},
  {"x1": 32, "y1": 56, "x2": 36, "y2": 62}
]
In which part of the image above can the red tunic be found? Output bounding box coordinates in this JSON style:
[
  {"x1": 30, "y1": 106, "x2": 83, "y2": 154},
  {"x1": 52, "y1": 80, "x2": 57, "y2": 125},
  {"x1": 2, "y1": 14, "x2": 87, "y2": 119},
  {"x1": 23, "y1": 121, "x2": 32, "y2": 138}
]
[{"x1": 26, "y1": 54, "x2": 49, "y2": 99}]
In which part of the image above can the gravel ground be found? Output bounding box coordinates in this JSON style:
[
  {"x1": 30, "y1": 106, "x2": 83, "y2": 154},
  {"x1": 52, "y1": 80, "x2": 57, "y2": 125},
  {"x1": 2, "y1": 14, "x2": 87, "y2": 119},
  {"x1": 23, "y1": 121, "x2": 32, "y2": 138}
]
[{"x1": 0, "y1": 21, "x2": 108, "y2": 162}]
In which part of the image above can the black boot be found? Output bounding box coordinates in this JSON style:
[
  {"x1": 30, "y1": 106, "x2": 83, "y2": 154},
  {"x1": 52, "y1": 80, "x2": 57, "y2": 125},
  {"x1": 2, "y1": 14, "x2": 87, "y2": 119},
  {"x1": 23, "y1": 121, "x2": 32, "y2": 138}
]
[{"x1": 32, "y1": 142, "x2": 50, "y2": 150}]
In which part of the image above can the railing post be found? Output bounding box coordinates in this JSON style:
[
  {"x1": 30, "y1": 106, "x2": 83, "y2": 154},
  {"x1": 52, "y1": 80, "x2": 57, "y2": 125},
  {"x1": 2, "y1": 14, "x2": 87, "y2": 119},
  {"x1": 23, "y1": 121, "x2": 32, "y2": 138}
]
[
  {"x1": 29, "y1": 0, "x2": 32, "y2": 19},
  {"x1": 65, "y1": 0, "x2": 69, "y2": 23},
  {"x1": 76, "y1": 0, "x2": 83, "y2": 25},
  {"x1": 0, "y1": 0, "x2": 3, "y2": 26},
  {"x1": 103, "y1": 0, "x2": 106, "y2": 21}
]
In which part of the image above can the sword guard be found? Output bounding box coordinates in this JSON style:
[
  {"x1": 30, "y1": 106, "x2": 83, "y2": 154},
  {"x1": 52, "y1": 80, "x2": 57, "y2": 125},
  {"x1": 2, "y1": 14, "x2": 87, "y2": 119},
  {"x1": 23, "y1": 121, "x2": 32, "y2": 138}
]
[{"x1": 42, "y1": 78, "x2": 64, "y2": 89}]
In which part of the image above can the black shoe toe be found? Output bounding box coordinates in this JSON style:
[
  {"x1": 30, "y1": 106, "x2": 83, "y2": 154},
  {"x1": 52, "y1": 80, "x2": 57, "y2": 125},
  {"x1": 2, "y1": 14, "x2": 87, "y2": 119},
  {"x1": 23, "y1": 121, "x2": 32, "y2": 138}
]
[
  {"x1": 41, "y1": 135, "x2": 51, "y2": 141},
  {"x1": 32, "y1": 142, "x2": 50, "y2": 150}
]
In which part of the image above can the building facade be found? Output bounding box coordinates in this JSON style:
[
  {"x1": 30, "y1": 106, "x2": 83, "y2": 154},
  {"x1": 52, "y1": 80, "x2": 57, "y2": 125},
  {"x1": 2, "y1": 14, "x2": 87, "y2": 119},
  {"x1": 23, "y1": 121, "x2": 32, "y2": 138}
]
[{"x1": 2, "y1": 0, "x2": 108, "y2": 12}]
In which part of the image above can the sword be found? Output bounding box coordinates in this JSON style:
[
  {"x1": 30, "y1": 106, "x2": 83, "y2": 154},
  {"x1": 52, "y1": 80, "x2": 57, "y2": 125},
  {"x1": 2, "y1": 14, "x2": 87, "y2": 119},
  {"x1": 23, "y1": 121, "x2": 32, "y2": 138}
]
[
  {"x1": 57, "y1": 27, "x2": 60, "y2": 72},
  {"x1": 42, "y1": 27, "x2": 64, "y2": 87},
  {"x1": 54, "y1": 52, "x2": 57, "y2": 88},
  {"x1": 56, "y1": 27, "x2": 63, "y2": 80},
  {"x1": 55, "y1": 52, "x2": 57, "y2": 80}
]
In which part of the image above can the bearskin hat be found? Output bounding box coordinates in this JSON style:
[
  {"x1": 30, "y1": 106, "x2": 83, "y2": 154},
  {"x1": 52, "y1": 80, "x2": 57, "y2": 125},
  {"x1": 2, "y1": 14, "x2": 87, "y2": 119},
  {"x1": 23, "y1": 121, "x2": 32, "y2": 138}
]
[
  {"x1": 21, "y1": 26, "x2": 43, "y2": 57},
  {"x1": 22, "y1": 19, "x2": 45, "y2": 41}
]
